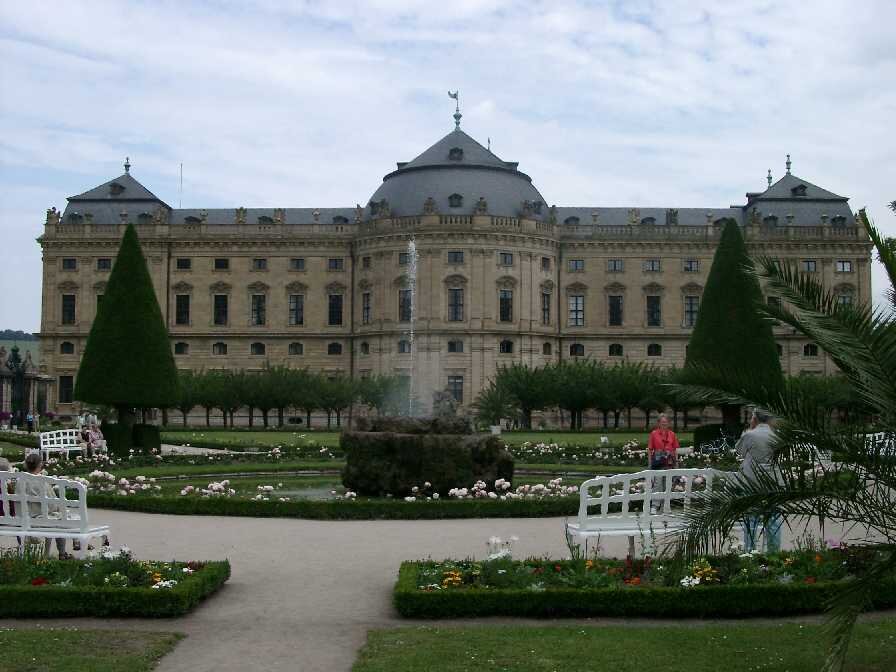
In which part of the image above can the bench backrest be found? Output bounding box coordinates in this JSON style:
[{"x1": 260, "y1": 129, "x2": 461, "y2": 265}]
[
  {"x1": 575, "y1": 468, "x2": 736, "y2": 530},
  {"x1": 39, "y1": 429, "x2": 82, "y2": 451},
  {"x1": 0, "y1": 471, "x2": 90, "y2": 532}
]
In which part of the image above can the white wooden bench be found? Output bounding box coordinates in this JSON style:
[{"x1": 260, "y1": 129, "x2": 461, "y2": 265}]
[
  {"x1": 34, "y1": 429, "x2": 84, "y2": 462},
  {"x1": 0, "y1": 471, "x2": 110, "y2": 550},
  {"x1": 567, "y1": 468, "x2": 738, "y2": 554}
]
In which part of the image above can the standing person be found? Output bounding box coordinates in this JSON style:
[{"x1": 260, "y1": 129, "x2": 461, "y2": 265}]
[
  {"x1": 22, "y1": 453, "x2": 69, "y2": 559},
  {"x1": 735, "y1": 408, "x2": 782, "y2": 552},
  {"x1": 647, "y1": 413, "x2": 680, "y2": 514},
  {"x1": 26, "y1": 412, "x2": 34, "y2": 433}
]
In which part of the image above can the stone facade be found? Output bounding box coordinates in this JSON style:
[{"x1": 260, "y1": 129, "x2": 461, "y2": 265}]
[{"x1": 36, "y1": 129, "x2": 873, "y2": 419}]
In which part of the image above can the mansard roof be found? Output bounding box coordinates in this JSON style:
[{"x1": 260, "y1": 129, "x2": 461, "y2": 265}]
[
  {"x1": 753, "y1": 172, "x2": 847, "y2": 202},
  {"x1": 69, "y1": 172, "x2": 167, "y2": 205}
]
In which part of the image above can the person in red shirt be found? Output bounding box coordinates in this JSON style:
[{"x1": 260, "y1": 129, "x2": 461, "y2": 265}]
[{"x1": 647, "y1": 414, "x2": 680, "y2": 514}]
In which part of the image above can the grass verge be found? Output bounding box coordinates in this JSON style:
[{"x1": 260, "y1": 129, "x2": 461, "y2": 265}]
[
  {"x1": 0, "y1": 629, "x2": 182, "y2": 672},
  {"x1": 352, "y1": 622, "x2": 896, "y2": 672}
]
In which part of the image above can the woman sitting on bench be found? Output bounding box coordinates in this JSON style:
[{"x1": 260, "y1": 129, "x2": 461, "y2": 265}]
[{"x1": 22, "y1": 453, "x2": 71, "y2": 559}]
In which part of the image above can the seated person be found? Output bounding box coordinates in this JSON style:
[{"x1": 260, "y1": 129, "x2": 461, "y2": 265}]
[
  {"x1": 22, "y1": 453, "x2": 70, "y2": 559},
  {"x1": 86, "y1": 423, "x2": 105, "y2": 456}
]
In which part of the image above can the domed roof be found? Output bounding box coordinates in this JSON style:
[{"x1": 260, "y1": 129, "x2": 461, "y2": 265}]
[{"x1": 366, "y1": 129, "x2": 549, "y2": 220}]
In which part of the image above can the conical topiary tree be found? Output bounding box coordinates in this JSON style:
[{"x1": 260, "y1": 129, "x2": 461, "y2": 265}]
[
  {"x1": 684, "y1": 219, "x2": 783, "y2": 425},
  {"x1": 74, "y1": 223, "x2": 178, "y2": 425}
]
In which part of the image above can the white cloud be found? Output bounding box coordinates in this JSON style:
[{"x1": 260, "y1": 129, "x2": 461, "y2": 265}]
[{"x1": 0, "y1": 0, "x2": 894, "y2": 331}]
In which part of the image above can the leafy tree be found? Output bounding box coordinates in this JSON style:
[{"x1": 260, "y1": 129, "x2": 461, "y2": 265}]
[
  {"x1": 359, "y1": 375, "x2": 405, "y2": 416},
  {"x1": 317, "y1": 375, "x2": 356, "y2": 429},
  {"x1": 73, "y1": 224, "x2": 178, "y2": 425},
  {"x1": 676, "y1": 212, "x2": 896, "y2": 671},
  {"x1": 473, "y1": 378, "x2": 513, "y2": 426},
  {"x1": 551, "y1": 361, "x2": 598, "y2": 430},
  {"x1": 636, "y1": 365, "x2": 667, "y2": 429},
  {"x1": 175, "y1": 370, "x2": 201, "y2": 426},
  {"x1": 494, "y1": 363, "x2": 552, "y2": 429},
  {"x1": 684, "y1": 220, "x2": 783, "y2": 425}
]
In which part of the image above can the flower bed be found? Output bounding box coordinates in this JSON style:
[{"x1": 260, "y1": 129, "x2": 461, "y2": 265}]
[
  {"x1": 0, "y1": 548, "x2": 230, "y2": 617},
  {"x1": 509, "y1": 440, "x2": 738, "y2": 469},
  {"x1": 394, "y1": 544, "x2": 896, "y2": 618}
]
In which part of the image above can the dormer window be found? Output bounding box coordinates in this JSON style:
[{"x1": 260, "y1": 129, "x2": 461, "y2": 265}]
[
  {"x1": 763, "y1": 215, "x2": 779, "y2": 227},
  {"x1": 640, "y1": 217, "x2": 656, "y2": 226},
  {"x1": 791, "y1": 184, "x2": 807, "y2": 197},
  {"x1": 448, "y1": 147, "x2": 463, "y2": 161},
  {"x1": 258, "y1": 215, "x2": 274, "y2": 225},
  {"x1": 831, "y1": 215, "x2": 847, "y2": 227},
  {"x1": 532, "y1": 201, "x2": 544, "y2": 215},
  {"x1": 564, "y1": 216, "x2": 580, "y2": 226},
  {"x1": 184, "y1": 215, "x2": 201, "y2": 225},
  {"x1": 109, "y1": 182, "x2": 125, "y2": 196},
  {"x1": 67, "y1": 213, "x2": 83, "y2": 223},
  {"x1": 332, "y1": 215, "x2": 348, "y2": 224},
  {"x1": 138, "y1": 212, "x2": 153, "y2": 224},
  {"x1": 448, "y1": 193, "x2": 463, "y2": 208},
  {"x1": 369, "y1": 201, "x2": 379, "y2": 216}
]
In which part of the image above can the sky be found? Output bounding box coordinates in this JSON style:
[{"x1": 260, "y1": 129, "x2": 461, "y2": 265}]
[{"x1": 1, "y1": 0, "x2": 894, "y2": 332}]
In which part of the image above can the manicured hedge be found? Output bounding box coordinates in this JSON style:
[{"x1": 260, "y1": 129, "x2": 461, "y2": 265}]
[
  {"x1": 0, "y1": 431, "x2": 39, "y2": 449},
  {"x1": 394, "y1": 562, "x2": 896, "y2": 619},
  {"x1": 88, "y1": 494, "x2": 577, "y2": 520},
  {"x1": 0, "y1": 560, "x2": 230, "y2": 618}
]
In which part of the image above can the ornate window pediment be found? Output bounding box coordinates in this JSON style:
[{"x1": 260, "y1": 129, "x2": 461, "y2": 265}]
[
  {"x1": 604, "y1": 282, "x2": 626, "y2": 293},
  {"x1": 247, "y1": 281, "x2": 270, "y2": 293},
  {"x1": 357, "y1": 279, "x2": 372, "y2": 291},
  {"x1": 496, "y1": 275, "x2": 517, "y2": 289},
  {"x1": 642, "y1": 282, "x2": 665, "y2": 294},
  {"x1": 681, "y1": 282, "x2": 703, "y2": 294},
  {"x1": 93, "y1": 281, "x2": 108, "y2": 293},
  {"x1": 540, "y1": 280, "x2": 554, "y2": 292},
  {"x1": 565, "y1": 282, "x2": 588, "y2": 294},
  {"x1": 286, "y1": 280, "x2": 307, "y2": 293},
  {"x1": 209, "y1": 281, "x2": 232, "y2": 293},
  {"x1": 172, "y1": 281, "x2": 192, "y2": 293},
  {"x1": 57, "y1": 280, "x2": 79, "y2": 291},
  {"x1": 833, "y1": 283, "x2": 856, "y2": 294},
  {"x1": 326, "y1": 281, "x2": 346, "y2": 294},
  {"x1": 392, "y1": 275, "x2": 410, "y2": 288},
  {"x1": 444, "y1": 274, "x2": 468, "y2": 288}
]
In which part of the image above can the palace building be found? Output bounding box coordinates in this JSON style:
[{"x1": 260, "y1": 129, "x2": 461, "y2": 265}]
[{"x1": 37, "y1": 115, "x2": 872, "y2": 419}]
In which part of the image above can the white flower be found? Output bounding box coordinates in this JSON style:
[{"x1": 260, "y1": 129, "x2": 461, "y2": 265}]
[{"x1": 404, "y1": 496, "x2": 416, "y2": 502}]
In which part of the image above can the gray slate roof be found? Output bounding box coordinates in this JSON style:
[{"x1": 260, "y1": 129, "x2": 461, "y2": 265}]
[
  {"x1": 753, "y1": 173, "x2": 846, "y2": 201},
  {"x1": 69, "y1": 173, "x2": 167, "y2": 204},
  {"x1": 399, "y1": 129, "x2": 513, "y2": 172}
]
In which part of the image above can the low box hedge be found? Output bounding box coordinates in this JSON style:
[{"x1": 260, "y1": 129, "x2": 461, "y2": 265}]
[
  {"x1": 394, "y1": 561, "x2": 896, "y2": 619},
  {"x1": 0, "y1": 431, "x2": 39, "y2": 449},
  {"x1": 0, "y1": 560, "x2": 230, "y2": 618},
  {"x1": 88, "y1": 493, "x2": 578, "y2": 520}
]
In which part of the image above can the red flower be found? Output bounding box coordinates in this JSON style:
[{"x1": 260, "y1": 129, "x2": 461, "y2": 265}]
[
  {"x1": 533, "y1": 567, "x2": 544, "y2": 575},
  {"x1": 625, "y1": 577, "x2": 642, "y2": 586},
  {"x1": 554, "y1": 565, "x2": 563, "y2": 573},
  {"x1": 31, "y1": 576, "x2": 48, "y2": 586},
  {"x1": 804, "y1": 576, "x2": 817, "y2": 584}
]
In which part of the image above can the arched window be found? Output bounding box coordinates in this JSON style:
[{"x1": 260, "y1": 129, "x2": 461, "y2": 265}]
[
  {"x1": 608, "y1": 343, "x2": 623, "y2": 357},
  {"x1": 640, "y1": 217, "x2": 656, "y2": 226},
  {"x1": 332, "y1": 215, "x2": 349, "y2": 224},
  {"x1": 763, "y1": 215, "x2": 779, "y2": 227},
  {"x1": 398, "y1": 339, "x2": 411, "y2": 354},
  {"x1": 212, "y1": 342, "x2": 228, "y2": 356},
  {"x1": 327, "y1": 342, "x2": 343, "y2": 356},
  {"x1": 542, "y1": 342, "x2": 552, "y2": 356},
  {"x1": 499, "y1": 339, "x2": 514, "y2": 354},
  {"x1": 569, "y1": 343, "x2": 585, "y2": 357},
  {"x1": 564, "y1": 216, "x2": 580, "y2": 226},
  {"x1": 831, "y1": 215, "x2": 847, "y2": 227},
  {"x1": 360, "y1": 342, "x2": 370, "y2": 355},
  {"x1": 174, "y1": 342, "x2": 189, "y2": 355},
  {"x1": 448, "y1": 193, "x2": 463, "y2": 208},
  {"x1": 647, "y1": 343, "x2": 662, "y2": 357},
  {"x1": 803, "y1": 343, "x2": 819, "y2": 357},
  {"x1": 60, "y1": 342, "x2": 75, "y2": 355},
  {"x1": 775, "y1": 343, "x2": 783, "y2": 357},
  {"x1": 250, "y1": 342, "x2": 266, "y2": 356},
  {"x1": 288, "y1": 342, "x2": 304, "y2": 356},
  {"x1": 447, "y1": 339, "x2": 464, "y2": 353}
]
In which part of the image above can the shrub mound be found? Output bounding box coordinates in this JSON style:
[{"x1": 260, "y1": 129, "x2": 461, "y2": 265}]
[{"x1": 341, "y1": 420, "x2": 514, "y2": 497}]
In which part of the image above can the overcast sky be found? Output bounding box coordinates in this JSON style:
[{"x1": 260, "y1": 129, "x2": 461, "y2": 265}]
[{"x1": 1, "y1": 0, "x2": 893, "y2": 333}]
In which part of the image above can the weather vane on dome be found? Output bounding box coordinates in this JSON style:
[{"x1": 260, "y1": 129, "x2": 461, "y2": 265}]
[
  {"x1": 448, "y1": 90, "x2": 461, "y2": 130},
  {"x1": 124, "y1": 156, "x2": 131, "y2": 174}
]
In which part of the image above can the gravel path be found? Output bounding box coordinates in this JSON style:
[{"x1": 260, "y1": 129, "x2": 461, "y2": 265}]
[{"x1": 1, "y1": 510, "x2": 885, "y2": 671}]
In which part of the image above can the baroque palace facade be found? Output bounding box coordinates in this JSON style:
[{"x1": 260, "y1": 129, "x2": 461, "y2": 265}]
[{"x1": 38, "y1": 120, "x2": 872, "y2": 418}]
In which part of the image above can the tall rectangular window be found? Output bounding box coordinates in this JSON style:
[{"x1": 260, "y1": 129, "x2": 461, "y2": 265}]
[
  {"x1": 252, "y1": 258, "x2": 268, "y2": 271},
  {"x1": 213, "y1": 295, "x2": 228, "y2": 325},
  {"x1": 643, "y1": 259, "x2": 661, "y2": 272},
  {"x1": 58, "y1": 375, "x2": 74, "y2": 403},
  {"x1": 608, "y1": 295, "x2": 623, "y2": 326},
  {"x1": 568, "y1": 295, "x2": 584, "y2": 326},
  {"x1": 683, "y1": 259, "x2": 699, "y2": 272},
  {"x1": 398, "y1": 252, "x2": 409, "y2": 266},
  {"x1": 835, "y1": 260, "x2": 853, "y2": 273},
  {"x1": 96, "y1": 258, "x2": 112, "y2": 271},
  {"x1": 499, "y1": 252, "x2": 513, "y2": 266},
  {"x1": 251, "y1": 295, "x2": 266, "y2": 326},
  {"x1": 328, "y1": 258, "x2": 344, "y2": 271},
  {"x1": 362, "y1": 292, "x2": 371, "y2": 324},
  {"x1": 398, "y1": 289, "x2": 412, "y2": 322},
  {"x1": 62, "y1": 258, "x2": 77, "y2": 271},
  {"x1": 175, "y1": 294, "x2": 190, "y2": 325},
  {"x1": 568, "y1": 259, "x2": 585, "y2": 272},
  {"x1": 646, "y1": 295, "x2": 662, "y2": 326},
  {"x1": 542, "y1": 292, "x2": 551, "y2": 325},
  {"x1": 684, "y1": 295, "x2": 699, "y2": 327},
  {"x1": 801, "y1": 259, "x2": 817, "y2": 273},
  {"x1": 362, "y1": 256, "x2": 371, "y2": 270},
  {"x1": 290, "y1": 258, "x2": 305, "y2": 271},
  {"x1": 328, "y1": 294, "x2": 343, "y2": 326},
  {"x1": 499, "y1": 289, "x2": 513, "y2": 322},
  {"x1": 448, "y1": 288, "x2": 464, "y2": 322},
  {"x1": 447, "y1": 375, "x2": 464, "y2": 403},
  {"x1": 541, "y1": 257, "x2": 551, "y2": 272},
  {"x1": 289, "y1": 294, "x2": 304, "y2": 326},
  {"x1": 607, "y1": 259, "x2": 624, "y2": 272},
  {"x1": 447, "y1": 251, "x2": 464, "y2": 265},
  {"x1": 214, "y1": 258, "x2": 230, "y2": 270},
  {"x1": 61, "y1": 295, "x2": 76, "y2": 325},
  {"x1": 176, "y1": 258, "x2": 192, "y2": 270}
]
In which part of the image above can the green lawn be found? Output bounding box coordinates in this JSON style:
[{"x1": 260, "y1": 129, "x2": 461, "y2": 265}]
[
  {"x1": 113, "y1": 459, "x2": 344, "y2": 480},
  {"x1": 0, "y1": 629, "x2": 181, "y2": 672},
  {"x1": 503, "y1": 430, "x2": 694, "y2": 447},
  {"x1": 156, "y1": 474, "x2": 340, "y2": 498},
  {"x1": 353, "y1": 622, "x2": 896, "y2": 672},
  {"x1": 0, "y1": 441, "x2": 24, "y2": 461}
]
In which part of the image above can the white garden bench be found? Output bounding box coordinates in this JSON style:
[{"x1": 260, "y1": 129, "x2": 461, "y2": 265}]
[
  {"x1": 0, "y1": 471, "x2": 110, "y2": 550},
  {"x1": 567, "y1": 468, "x2": 738, "y2": 554},
  {"x1": 34, "y1": 429, "x2": 84, "y2": 462}
]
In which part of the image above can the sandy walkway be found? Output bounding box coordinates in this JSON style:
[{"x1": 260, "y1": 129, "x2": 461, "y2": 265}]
[{"x1": 1, "y1": 510, "x2": 884, "y2": 671}]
